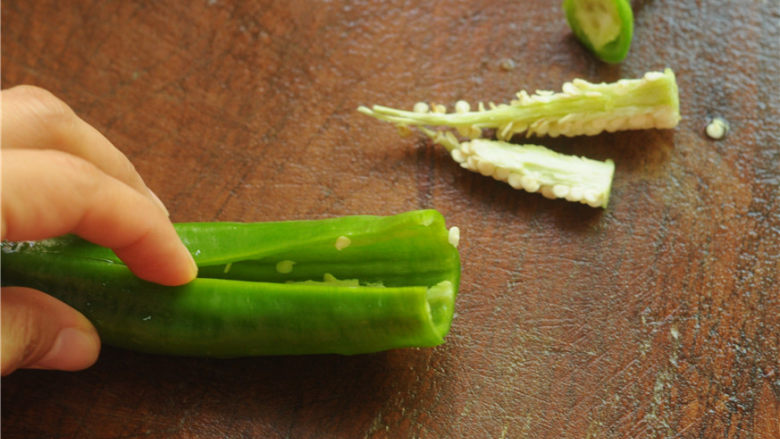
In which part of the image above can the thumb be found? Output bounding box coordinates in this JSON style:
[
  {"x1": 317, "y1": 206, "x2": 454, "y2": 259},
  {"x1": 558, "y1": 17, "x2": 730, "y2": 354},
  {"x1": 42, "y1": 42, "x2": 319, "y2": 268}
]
[{"x1": 1, "y1": 287, "x2": 101, "y2": 376}]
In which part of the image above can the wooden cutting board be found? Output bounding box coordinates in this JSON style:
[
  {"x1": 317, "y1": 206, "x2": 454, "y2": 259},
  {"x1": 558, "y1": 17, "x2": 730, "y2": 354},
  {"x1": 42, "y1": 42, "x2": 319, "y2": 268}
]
[{"x1": 2, "y1": 1, "x2": 778, "y2": 437}]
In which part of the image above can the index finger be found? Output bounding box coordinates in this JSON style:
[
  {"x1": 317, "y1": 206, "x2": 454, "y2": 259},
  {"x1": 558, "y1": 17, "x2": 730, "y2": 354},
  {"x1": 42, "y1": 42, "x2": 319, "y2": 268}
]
[
  {"x1": 1, "y1": 85, "x2": 167, "y2": 214},
  {"x1": 1, "y1": 149, "x2": 197, "y2": 286}
]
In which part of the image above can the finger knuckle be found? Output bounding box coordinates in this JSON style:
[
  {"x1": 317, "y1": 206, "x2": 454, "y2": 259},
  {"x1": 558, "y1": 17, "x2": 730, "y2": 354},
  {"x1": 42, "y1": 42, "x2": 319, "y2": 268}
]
[
  {"x1": 48, "y1": 151, "x2": 102, "y2": 191},
  {"x1": 0, "y1": 293, "x2": 50, "y2": 372},
  {"x1": 11, "y1": 85, "x2": 78, "y2": 133},
  {"x1": 12, "y1": 85, "x2": 73, "y2": 118}
]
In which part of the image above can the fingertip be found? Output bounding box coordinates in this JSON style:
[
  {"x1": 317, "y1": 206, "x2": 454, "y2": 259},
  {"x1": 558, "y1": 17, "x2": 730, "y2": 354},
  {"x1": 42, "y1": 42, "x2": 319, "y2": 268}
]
[
  {"x1": 116, "y1": 235, "x2": 199, "y2": 286},
  {"x1": 166, "y1": 250, "x2": 199, "y2": 286},
  {"x1": 166, "y1": 248, "x2": 199, "y2": 286},
  {"x1": 30, "y1": 327, "x2": 101, "y2": 372}
]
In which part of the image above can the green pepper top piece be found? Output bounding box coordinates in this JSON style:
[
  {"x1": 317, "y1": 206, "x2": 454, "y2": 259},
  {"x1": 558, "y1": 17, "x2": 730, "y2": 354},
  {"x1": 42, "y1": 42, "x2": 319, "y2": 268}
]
[{"x1": 563, "y1": 0, "x2": 634, "y2": 63}]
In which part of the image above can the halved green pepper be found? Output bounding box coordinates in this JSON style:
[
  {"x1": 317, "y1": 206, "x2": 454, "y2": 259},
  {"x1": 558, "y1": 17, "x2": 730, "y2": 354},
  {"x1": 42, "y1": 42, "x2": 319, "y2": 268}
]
[
  {"x1": 1, "y1": 210, "x2": 461, "y2": 357},
  {"x1": 563, "y1": 0, "x2": 634, "y2": 63}
]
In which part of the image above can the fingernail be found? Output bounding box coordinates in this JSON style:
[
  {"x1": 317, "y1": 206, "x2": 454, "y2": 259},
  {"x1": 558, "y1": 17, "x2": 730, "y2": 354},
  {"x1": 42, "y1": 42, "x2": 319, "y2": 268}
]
[
  {"x1": 32, "y1": 327, "x2": 100, "y2": 371},
  {"x1": 147, "y1": 188, "x2": 170, "y2": 217},
  {"x1": 187, "y1": 250, "x2": 199, "y2": 280}
]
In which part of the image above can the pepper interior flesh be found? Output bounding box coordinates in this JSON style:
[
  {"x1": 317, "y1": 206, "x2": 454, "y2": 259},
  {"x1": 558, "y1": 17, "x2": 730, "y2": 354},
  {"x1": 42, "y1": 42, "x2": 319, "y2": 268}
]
[
  {"x1": 424, "y1": 128, "x2": 615, "y2": 208},
  {"x1": 359, "y1": 69, "x2": 679, "y2": 140},
  {"x1": 1, "y1": 210, "x2": 461, "y2": 357}
]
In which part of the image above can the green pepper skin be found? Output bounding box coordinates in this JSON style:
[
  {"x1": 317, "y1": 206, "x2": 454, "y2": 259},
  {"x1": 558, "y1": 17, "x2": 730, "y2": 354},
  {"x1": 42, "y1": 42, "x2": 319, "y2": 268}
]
[
  {"x1": 563, "y1": 0, "x2": 634, "y2": 63},
  {"x1": 1, "y1": 210, "x2": 460, "y2": 357}
]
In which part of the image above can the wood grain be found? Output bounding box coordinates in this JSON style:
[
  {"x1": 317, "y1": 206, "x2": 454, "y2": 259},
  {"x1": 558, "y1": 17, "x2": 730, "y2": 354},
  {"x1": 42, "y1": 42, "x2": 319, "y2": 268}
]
[{"x1": 2, "y1": 0, "x2": 778, "y2": 438}]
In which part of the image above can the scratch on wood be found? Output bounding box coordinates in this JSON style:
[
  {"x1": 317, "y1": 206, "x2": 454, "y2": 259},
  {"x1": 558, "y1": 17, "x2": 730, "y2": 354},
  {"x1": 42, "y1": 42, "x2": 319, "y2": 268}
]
[{"x1": 643, "y1": 321, "x2": 685, "y2": 437}]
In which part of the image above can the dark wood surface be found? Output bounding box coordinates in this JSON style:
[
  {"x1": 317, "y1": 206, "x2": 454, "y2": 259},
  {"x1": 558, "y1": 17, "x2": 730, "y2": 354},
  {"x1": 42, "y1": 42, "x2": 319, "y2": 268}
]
[{"x1": 2, "y1": 1, "x2": 778, "y2": 438}]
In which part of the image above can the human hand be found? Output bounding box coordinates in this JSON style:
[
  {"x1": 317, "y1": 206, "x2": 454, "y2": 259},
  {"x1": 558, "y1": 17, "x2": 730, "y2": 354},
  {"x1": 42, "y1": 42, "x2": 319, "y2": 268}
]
[{"x1": 1, "y1": 85, "x2": 198, "y2": 375}]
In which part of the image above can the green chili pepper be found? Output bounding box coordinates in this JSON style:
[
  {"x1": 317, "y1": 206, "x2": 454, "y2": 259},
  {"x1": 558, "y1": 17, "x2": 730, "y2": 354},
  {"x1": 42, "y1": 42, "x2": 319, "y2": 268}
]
[
  {"x1": 1, "y1": 210, "x2": 461, "y2": 357},
  {"x1": 563, "y1": 0, "x2": 634, "y2": 63}
]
